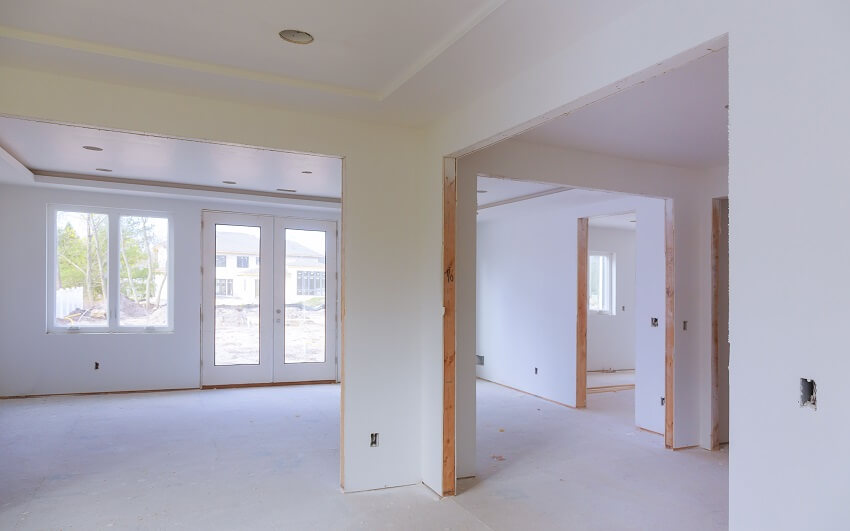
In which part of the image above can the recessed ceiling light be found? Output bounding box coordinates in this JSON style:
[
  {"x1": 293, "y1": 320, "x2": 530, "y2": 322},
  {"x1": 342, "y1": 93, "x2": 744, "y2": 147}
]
[
  {"x1": 222, "y1": 180, "x2": 237, "y2": 185},
  {"x1": 83, "y1": 145, "x2": 103, "y2": 151},
  {"x1": 301, "y1": 170, "x2": 313, "y2": 174},
  {"x1": 276, "y1": 188, "x2": 297, "y2": 193},
  {"x1": 279, "y1": 29, "x2": 314, "y2": 45},
  {"x1": 95, "y1": 168, "x2": 112, "y2": 172},
  {"x1": 477, "y1": 190, "x2": 487, "y2": 194}
]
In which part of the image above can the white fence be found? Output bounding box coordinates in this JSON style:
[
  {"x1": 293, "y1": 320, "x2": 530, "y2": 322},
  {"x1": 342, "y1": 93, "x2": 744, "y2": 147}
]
[{"x1": 55, "y1": 286, "x2": 83, "y2": 318}]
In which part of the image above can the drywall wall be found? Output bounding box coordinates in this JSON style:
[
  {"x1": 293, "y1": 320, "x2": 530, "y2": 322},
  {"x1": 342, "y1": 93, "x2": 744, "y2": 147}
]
[
  {"x1": 0, "y1": 182, "x2": 338, "y2": 396},
  {"x1": 0, "y1": 67, "x2": 432, "y2": 494},
  {"x1": 475, "y1": 192, "x2": 666, "y2": 436},
  {"x1": 587, "y1": 226, "x2": 636, "y2": 372}
]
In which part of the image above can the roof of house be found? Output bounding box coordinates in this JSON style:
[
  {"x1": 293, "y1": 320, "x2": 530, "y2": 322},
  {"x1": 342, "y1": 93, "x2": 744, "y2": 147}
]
[{"x1": 216, "y1": 232, "x2": 322, "y2": 257}]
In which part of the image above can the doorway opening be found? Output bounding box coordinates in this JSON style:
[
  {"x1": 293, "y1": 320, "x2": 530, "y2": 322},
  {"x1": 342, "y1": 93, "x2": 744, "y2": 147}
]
[{"x1": 585, "y1": 212, "x2": 638, "y2": 396}]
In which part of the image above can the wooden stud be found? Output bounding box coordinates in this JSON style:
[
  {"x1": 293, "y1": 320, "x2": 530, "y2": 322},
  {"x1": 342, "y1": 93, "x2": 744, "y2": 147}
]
[
  {"x1": 576, "y1": 218, "x2": 589, "y2": 409},
  {"x1": 710, "y1": 198, "x2": 722, "y2": 451},
  {"x1": 664, "y1": 199, "x2": 675, "y2": 449},
  {"x1": 442, "y1": 157, "x2": 457, "y2": 496}
]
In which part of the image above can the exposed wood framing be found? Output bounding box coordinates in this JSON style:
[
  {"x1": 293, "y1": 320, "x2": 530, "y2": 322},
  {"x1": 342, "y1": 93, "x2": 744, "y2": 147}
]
[
  {"x1": 664, "y1": 199, "x2": 675, "y2": 449},
  {"x1": 576, "y1": 218, "x2": 589, "y2": 409},
  {"x1": 442, "y1": 157, "x2": 457, "y2": 497},
  {"x1": 710, "y1": 198, "x2": 722, "y2": 450}
]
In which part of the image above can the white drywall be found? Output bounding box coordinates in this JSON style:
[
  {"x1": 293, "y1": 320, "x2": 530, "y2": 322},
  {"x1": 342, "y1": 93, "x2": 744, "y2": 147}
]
[
  {"x1": 0, "y1": 69, "x2": 432, "y2": 494},
  {"x1": 588, "y1": 226, "x2": 636, "y2": 372},
  {"x1": 475, "y1": 192, "x2": 666, "y2": 438}
]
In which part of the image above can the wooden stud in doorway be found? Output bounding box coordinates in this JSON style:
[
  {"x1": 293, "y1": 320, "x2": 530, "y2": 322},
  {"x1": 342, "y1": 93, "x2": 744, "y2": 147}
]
[
  {"x1": 576, "y1": 218, "x2": 589, "y2": 408},
  {"x1": 664, "y1": 199, "x2": 675, "y2": 449},
  {"x1": 442, "y1": 157, "x2": 457, "y2": 497}
]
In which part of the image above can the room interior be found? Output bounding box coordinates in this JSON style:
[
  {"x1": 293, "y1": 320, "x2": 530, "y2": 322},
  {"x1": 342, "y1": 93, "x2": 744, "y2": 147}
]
[{"x1": 0, "y1": 1, "x2": 846, "y2": 529}]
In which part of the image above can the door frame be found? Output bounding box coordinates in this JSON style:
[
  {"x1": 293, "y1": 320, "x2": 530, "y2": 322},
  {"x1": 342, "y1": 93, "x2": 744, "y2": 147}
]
[
  {"x1": 575, "y1": 199, "x2": 675, "y2": 448},
  {"x1": 710, "y1": 196, "x2": 729, "y2": 450}
]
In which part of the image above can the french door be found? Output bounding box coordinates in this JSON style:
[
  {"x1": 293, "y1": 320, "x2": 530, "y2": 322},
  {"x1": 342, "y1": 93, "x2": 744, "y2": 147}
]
[{"x1": 201, "y1": 211, "x2": 338, "y2": 386}]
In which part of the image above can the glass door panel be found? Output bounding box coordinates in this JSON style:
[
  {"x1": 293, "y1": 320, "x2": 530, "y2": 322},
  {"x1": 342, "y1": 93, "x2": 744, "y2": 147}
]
[
  {"x1": 201, "y1": 212, "x2": 273, "y2": 386},
  {"x1": 274, "y1": 219, "x2": 337, "y2": 382},
  {"x1": 284, "y1": 229, "x2": 326, "y2": 364},
  {"x1": 214, "y1": 225, "x2": 261, "y2": 365}
]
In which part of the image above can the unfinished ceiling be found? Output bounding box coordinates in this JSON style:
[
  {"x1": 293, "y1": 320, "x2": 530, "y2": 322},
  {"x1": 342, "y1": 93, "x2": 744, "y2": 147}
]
[
  {"x1": 517, "y1": 47, "x2": 728, "y2": 169},
  {"x1": 0, "y1": 0, "x2": 644, "y2": 125},
  {"x1": 0, "y1": 116, "x2": 342, "y2": 198}
]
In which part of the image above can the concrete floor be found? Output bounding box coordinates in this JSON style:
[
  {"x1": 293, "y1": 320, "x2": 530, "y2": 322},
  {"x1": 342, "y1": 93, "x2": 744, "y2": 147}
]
[{"x1": 0, "y1": 381, "x2": 727, "y2": 530}]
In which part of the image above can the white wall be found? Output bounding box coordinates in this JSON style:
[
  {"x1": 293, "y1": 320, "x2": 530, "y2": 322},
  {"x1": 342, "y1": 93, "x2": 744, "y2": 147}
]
[
  {"x1": 587, "y1": 226, "x2": 636, "y2": 372},
  {"x1": 475, "y1": 192, "x2": 666, "y2": 438}
]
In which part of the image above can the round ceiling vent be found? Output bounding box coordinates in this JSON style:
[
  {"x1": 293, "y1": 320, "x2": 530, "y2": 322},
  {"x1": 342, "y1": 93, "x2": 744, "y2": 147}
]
[{"x1": 279, "y1": 29, "x2": 314, "y2": 45}]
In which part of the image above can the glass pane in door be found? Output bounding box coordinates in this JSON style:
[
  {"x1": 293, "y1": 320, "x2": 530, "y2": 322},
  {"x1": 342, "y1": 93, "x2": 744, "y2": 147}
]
[
  {"x1": 284, "y1": 229, "x2": 326, "y2": 363},
  {"x1": 215, "y1": 225, "x2": 260, "y2": 365}
]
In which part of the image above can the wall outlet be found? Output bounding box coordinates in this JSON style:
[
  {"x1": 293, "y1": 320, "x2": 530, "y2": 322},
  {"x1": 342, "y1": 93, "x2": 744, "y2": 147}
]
[
  {"x1": 660, "y1": 396, "x2": 665, "y2": 406},
  {"x1": 683, "y1": 320, "x2": 688, "y2": 331},
  {"x1": 94, "y1": 362, "x2": 100, "y2": 370},
  {"x1": 370, "y1": 433, "x2": 379, "y2": 447},
  {"x1": 534, "y1": 367, "x2": 538, "y2": 375}
]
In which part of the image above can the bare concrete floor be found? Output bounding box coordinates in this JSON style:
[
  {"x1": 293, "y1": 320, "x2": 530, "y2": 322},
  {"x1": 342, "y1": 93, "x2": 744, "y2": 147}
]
[{"x1": 0, "y1": 381, "x2": 727, "y2": 530}]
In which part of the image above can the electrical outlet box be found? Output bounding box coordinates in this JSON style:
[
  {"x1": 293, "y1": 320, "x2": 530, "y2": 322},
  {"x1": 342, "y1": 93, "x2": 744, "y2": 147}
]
[
  {"x1": 370, "y1": 433, "x2": 379, "y2": 447},
  {"x1": 800, "y1": 378, "x2": 816, "y2": 410},
  {"x1": 651, "y1": 317, "x2": 659, "y2": 327}
]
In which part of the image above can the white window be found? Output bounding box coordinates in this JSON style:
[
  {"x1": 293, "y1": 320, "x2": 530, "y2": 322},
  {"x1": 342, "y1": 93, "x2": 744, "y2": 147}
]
[
  {"x1": 48, "y1": 206, "x2": 173, "y2": 333},
  {"x1": 588, "y1": 252, "x2": 615, "y2": 314},
  {"x1": 237, "y1": 255, "x2": 250, "y2": 268},
  {"x1": 215, "y1": 255, "x2": 226, "y2": 267}
]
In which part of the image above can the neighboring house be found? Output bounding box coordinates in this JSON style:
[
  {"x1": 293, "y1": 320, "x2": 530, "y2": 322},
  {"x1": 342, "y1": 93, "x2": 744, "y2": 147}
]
[{"x1": 215, "y1": 231, "x2": 325, "y2": 305}]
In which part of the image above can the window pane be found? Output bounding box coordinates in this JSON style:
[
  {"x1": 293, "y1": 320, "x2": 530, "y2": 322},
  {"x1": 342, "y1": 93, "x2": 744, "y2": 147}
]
[
  {"x1": 588, "y1": 255, "x2": 601, "y2": 311},
  {"x1": 118, "y1": 216, "x2": 169, "y2": 327},
  {"x1": 285, "y1": 229, "x2": 326, "y2": 363},
  {"x1": 55, "y1": 211, "x2": 108, "y2": 327},
  {"x1": 215, "y1": 225, "x2": 260, "y2": 365}
]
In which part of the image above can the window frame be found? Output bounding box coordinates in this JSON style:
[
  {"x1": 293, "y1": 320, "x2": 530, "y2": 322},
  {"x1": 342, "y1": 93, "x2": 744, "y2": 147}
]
[
  {"x1": 46, "y1": 204, "x2": 175, "y2": 334},
  {"x1": 588, "y1": 251, "x2": 616, "y2": 316}
]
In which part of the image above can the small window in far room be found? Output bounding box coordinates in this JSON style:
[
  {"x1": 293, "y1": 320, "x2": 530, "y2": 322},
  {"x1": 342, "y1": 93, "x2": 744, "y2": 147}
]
[
  {"x1": 589, "y1": 252, "x2": 615, "y2": 314},
  {"x1": 237, "y1": 255, "x2": 249, "y2": 268},
  {"x1": 216, "y1": 255, "x2": 226, "y2": 267}
]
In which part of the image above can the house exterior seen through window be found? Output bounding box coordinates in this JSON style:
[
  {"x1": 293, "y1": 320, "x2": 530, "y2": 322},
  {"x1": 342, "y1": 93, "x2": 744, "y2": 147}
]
[
  {"x1": 215, "y1": 255, "x2": 226, "y2": 267},
  {"x1": 236, "y1": 255, "x2": 250, "y2": 268}
]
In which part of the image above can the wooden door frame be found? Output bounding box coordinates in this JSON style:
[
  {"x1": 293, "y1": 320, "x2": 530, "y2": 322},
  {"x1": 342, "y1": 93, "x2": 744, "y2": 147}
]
[
  {"x1": 576, "y1": 218, "x2": 589, "y2": 408},
  {"x1": 709, "y1": 197, "x2": 727, "y2": 450},
  {"x1": 442, "y1": 157, "x2": 457, "y2": 497},
  {"x1": 575, "y1": 200, "x2": 675, "y2": 448}
]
